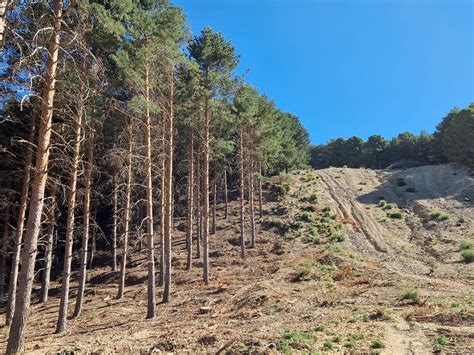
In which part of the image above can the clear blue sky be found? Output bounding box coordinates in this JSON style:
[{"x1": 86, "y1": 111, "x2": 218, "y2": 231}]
[{"x1": 174, "y1": 0, "x2": 473, "y2": 144}]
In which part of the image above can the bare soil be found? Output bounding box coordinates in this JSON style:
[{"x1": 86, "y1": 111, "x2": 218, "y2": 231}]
[{"x1": 0, "y1": 164, "x2": 472, "y2": 354}]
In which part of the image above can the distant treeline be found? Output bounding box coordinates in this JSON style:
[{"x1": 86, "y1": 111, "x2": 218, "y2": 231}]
[{"x1": 310, "y1": 103, "x2": 474, "y2": 169}]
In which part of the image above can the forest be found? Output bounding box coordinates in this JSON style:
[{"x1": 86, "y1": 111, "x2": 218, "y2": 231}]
[
  {"x1": 0, "y1": 1, "x2": 309, "y2": 352},
  {"x1": 310, "y1": 104, "x2": 474, "y2": 170}
]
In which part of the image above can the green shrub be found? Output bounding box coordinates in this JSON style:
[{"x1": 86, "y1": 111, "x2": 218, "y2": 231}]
[
  {"x1": 387, "y1": 210, "x2": 404, "y2": 219},
  {"x1": 396, "y1": 177, "x2": 407, "y2": 187},
  {"x1": 378, "y1": 200, "x2": 387, "y2": 208},
  {"x1": 459, "y1": 242, "x2": 473, "y2": 251},
  {"x1": 302, "y1": 205, "x2": 317, "y2": 212},
  {"x1": 298, "y1": 211, "x2": 313, "y2": 223},
  {"x1": 329, "y1": 233, "x2": 346, "y2": 243},
  {"x1": 430, "y1": 211, "x2": 449, "y2": 221},
  {"x1": 383, "y1": 203, "x2": 397, "y2": 210},
  {"x1": 344, "y1": 341, "x2": 355, "y2": 349},
  {"x1": 308, "y1": 193, "x2": 318, "y2": 202},
  {"x1": 461, "y1": 250, "x2": 474, "y2": 263},
  {"x1": 371, "y1": 339, "x2": 385, "y2": 349},
  {"x1": 402, "y1": 289, "x2": 419, "y2": 301},
  {"x1": 406, "y1": 187, "x2": 416, "y2": 193},
  {"x1": 322, "y1": 341, "x2": 334, "y2": 350}
]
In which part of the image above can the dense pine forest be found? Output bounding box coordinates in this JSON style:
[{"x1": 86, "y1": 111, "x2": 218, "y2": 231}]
[{"x1": 0, "y1": 1, "x2": 310, "y2": 352}]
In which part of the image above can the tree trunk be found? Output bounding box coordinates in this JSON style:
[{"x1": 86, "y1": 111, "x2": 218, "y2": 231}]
[
  {"x1": 117, "y1": 121, "x2": 133, "y2": 300},
  {"x1": 211, "y1": 179, "x2": 216, "y2": 234},
  {"x1": 56, "y1": 78, "x2": 85, "y2": 334},
  {"x1": 7, "y1": 1, "x2": 63, "y2": 350},
  {"x1": 88, "y1": 211, "x2": 96, "y2": 269},
  {"x1": 0, "y1": 202, "x2": 10, "y2": 304},
  {"x1": 186, "y1": 132, "x2": 194, "y2": 270},
  {"x1": 258, "y1": 161, "x2": 263, "y2": 219},
  {"x1": 112, "y1": 177, "x2": 118, "y2": 271},
  {"x1": 73, "y1": 132, "x2": 94, "y2": 318},
  {"x1": 224, "y1": 169, "x2": 228, "y2": 220},
  {"x1": 158, "y1": 114, "x2": 165, "y2": 287},
  {"x1": 0, "y1": 0, "x2": 10, "y2": 49},
  {"x1": 41, "y1": 196, "x2": 56, "y2": 304},
  {"x1": 6, "y1": 117, "x2": 36, "y2": 324},
  {"x1": 143, "y1": 64, "x2": 156, "y2": 318},
  {"x1": 238, "y1": 128, "x2": 246, "y2": 259},
  {"x1": 249, "y1": 143, "x2": 256, "y2": 248},
  {"x1": 202, "y1": 95, "x2": 210, "y2": 285},
  {"x1": 195, "y1": 142, "x2": 201, "y2": 259},
  {"x1": 163, "y1": 63, "x2": 174, "y2": 303}
]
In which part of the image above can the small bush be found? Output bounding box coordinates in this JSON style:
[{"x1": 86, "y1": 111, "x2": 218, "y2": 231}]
[
  {"x1": 402, "y1": 289, "x2": 419, "y2": 301},
  {"x1": 371, "y1": 339, "x2": 385, "y2": 349},
  {"x1": 406, "y1": 187, "x2": 416, "y2": 193},
  {"x1": 459, "y1": 242, "x2": 473, "y2": 251},
  {"x1": 322, "y1": 341, "x2": 334, "y2": 350},
  {"x1": 430, "y1": 211, "x2": 449, "y2": 221},
  {"x1": 344, "y1": 341, "x2": 355, "y2": 349},
  {"x1": 461, "y1": 250, "x2": 474, "y2": 263},
  {"x1": 434, "y1": 335, "x2": 448, "y2": 351},
  {"x1": 383, "y1": 203, "x2": 397, "y2": 210},
  {"x1": 329, "y1": 233, "x2": 346, "y2": 243},
  {"x1": 387, "y1": 210, "x2": 404, "y2": 219},
  {"x1": 378, "y1": 200, "x2": 387, "y2": 208},
  {"x1": 396, "y1": 177, "x2": 407, "y2": 187}
]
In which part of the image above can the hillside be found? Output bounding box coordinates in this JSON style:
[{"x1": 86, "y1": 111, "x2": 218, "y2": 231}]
[{"x1": 1, "y1": 164, "x2": 472, "y2": 353}]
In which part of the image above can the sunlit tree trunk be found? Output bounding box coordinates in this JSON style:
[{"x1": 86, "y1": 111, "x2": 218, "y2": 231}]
[
  {"x1": 41, "y1": 195, "x2": 56, "y2": 304},
  {"x1": 158, "y1": 116, "x2": 165, "y2": 287},
  {"x1": 258, "y1": 162, "x2": 263, "y2": 219},
  {"x1": 163, "y1": 64, "x2": 174, "y2": 303},
  {"x1": 249, "y1": 142, "x2": 256, "y2": 248},
  {"x1": 73, "y1": 131, "x2": 94, "y2": 318},
  {"x1": 143, "y1": 63, "x2": 156, "y2": 318},
  {"x1": 186, "y1": 133, "x2": 194, "y2": 270},
  {"x1": 212, "y1": 179, "x2": 216, "y2": 234},
  {"x1": 117, "y1": 121, "x2": 133, "y2": 300},
  {"x1": 7, "y1": 1, "x2": 63, "y2": 350},
  {"x1": 0, "y1": 0, "x2": 11, "y2": 49},
  {"x1": 195, "y1": 143, "x2": 201, "y2": 259},
  {"x1": 56, "y1": 79, "x2": 85, "y2": 334},
  {"x1": 202, "y1": 94, "x2": 210, "y2": 285},
  {"x1": 112, "y1": 177, "x2": 118, "y2": 271},
  {"x1": 224, "y1": 169, "x2": 228, "y2": 220},
  {"x1": 6, "y1": 117, "x2": 36, "y2": 324},
  {"x1": 238, "y1": 128, "x2": 246, "y2": 259},
  {"x1": 0, "y1": 202, "x2": 10, "y2": 304}
]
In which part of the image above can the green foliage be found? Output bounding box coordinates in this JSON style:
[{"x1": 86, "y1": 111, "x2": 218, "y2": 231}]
[
  {"x1": 460, "y1": 250, "x2": 474, "y2": 263},
  {"x1": 387, "y1": 210, "x2": 404, "y2": 219},
  {"x1": 402, "y1": 289, "x2": 419, "y2": 301},
  {"x1": 459, "y1": 242, "x2": 473, "y2": 251},
  {"x1": 441, "y1": 104, "x2": 474, "y2": 165},
  {"x1": 276, "y1": 330, "x2": 317, "y2": 352},
  {"x1": 378, "y1": 200, "x2": 387, "y2": 208},
  {"x1": 322, "y1": 341, "x2": 334, "y2": 350},
  {"x1": 430, "y1": 211, "x2": 449, "y2": 221},
  {"x1": 371, "y1": 339, "x2": 385, "y2": 349}
]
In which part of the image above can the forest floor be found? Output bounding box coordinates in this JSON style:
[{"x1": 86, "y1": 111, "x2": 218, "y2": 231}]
[{"x1": 0, "y1": 164, "x2": 473, "y2": 354}]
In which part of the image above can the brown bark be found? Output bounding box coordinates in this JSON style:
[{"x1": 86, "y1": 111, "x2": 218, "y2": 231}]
[
  {"x1": 238, "y1": 128, "x2": 246, "y2": 259},
  {"x1": 6, "y1": 117, "x2": 36, "y2": 324},
  {"x1": 89, "y1": 212, "x2": 96, "y2": 269},
  {"x1": 158, "y1": 111, "x2": 165, "y2": 287},
  {"x1": 112, "y1": 177, "x2": 118, "y2": 271},
  {"x1": 56, "y1": 77, "x2": 85, "y2": 334},
  {"x1": 144, "y1": 63, "x2": 156, "y2": 318},
  {"x1": 117, "y1": 121, "x2": 133, "y2": 300},
  {"x1": 73, "y1": 131, "x2": 94, "y2": 318},
  {"x1": 195, "y1": 142, "x2": 201, "y2": 259},
  {"x1": 7, "y1": 1, "x2": 63, "y2": 350},
  {"x1": 186, "y1": 132, "x2": 194, "y2": 270},
  {"x1": 249, "y1": 143, "x2": 256, "y2": 248},
  {"x1": 163, "y1": 64, "x2": 174, "y2": 303},
  {"x1": 224, "y1": 169, "x2": 228, "y2": 220},
  {"x1": 202, "y1": 95, "x2": 210, "y2": 285},
  {"x1": 40, "y1": 195, "x2": 56, "y2": 304},
  {"x1": 211, "y1": 179, "x2": 216, "y2": 234},
  {"x1": 258, "y1": 162, "x2": 263, "y2": 219},
  {"x1": 0, "y1": 202, "x2": 10, "y2": 303}
]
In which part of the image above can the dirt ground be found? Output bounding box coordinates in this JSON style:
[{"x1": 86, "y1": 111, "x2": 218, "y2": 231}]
[{"x1": 0, "y1": 164, "x2": 472, "y2": 354}]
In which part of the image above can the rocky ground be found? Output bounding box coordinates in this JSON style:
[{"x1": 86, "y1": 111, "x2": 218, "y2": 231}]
[{"x1": 0, "y1": 164, "x2": 473, "y2": 354}]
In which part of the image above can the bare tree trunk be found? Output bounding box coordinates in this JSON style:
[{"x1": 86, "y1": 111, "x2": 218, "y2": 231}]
[
  {"x1": 224, "y1": 169, "x2": 228, "y2": 220},
  {"x1": 212, "y1": 179, "x2": 216, "y2": 234},
  {"x1": 0, "y1": 0, "x2": 11, "y2": 49},
  {"x1": 112, "y1": 177, "x2": 118, "y2": 271},
  {"x1": 88, "y1": 211, "x2": 96, "y2": 269},
  {"x1": 202, "y1": 95, "x2": 210, "y2": 285},
  {"x1": 7, "y1": 1, "x2": 63, "y2": 350},
  {"x1": 195, "y1": 143, "x2": 201, "y2": 260},
  {"x1": 158, "y1": 115, "x2": 165, "y2": 287},
  {"x1": 6, "y1": 117, "x2": 36, "y2": 324},
  {"x1": 73, "y1": 132, "x2": 94, "y2": 318},
  {"x1": 186, "y1": 133, "x2": 194, "y2": 270},
  {"x1": 0, "y1": 202, "x2": 10, "y2": 304},
  {"x1": 41, "y1": 196, "x2": 56, "y2": 303},
  {"x1": 56, "y1": 80, "x2": 85, "y2": 334},
  {"x1": 258, "y1": 161, "x2": 263, "y2": 219},
  {"x1": 117, "y1": 121, "x2": 133, "y2": 300},
  {"x1": 238, "y1": 128, "x2": 246, "y2": 259},
  {"x1": 249, "y1": 143, "x2": 256, "y2": 248},
  {"x1": 144, "y1": 64, "x2": 156, "y2": 318},
  {"x1": 163, "y1": 64, "x2": 174, "y2": 303}
]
